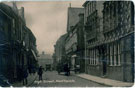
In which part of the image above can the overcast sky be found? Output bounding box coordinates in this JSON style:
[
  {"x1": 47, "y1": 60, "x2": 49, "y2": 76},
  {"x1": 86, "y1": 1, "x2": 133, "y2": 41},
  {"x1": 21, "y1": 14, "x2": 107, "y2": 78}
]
[{"x1": 16, "y1": 1, "x2": 84, "y2": 55}]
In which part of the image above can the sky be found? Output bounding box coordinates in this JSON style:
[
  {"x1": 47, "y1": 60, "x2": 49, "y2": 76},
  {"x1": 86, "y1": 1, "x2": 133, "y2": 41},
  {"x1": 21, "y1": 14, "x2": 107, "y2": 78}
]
[{"x1": 14, "y1": 0, "x2": 85, "y2": 55}]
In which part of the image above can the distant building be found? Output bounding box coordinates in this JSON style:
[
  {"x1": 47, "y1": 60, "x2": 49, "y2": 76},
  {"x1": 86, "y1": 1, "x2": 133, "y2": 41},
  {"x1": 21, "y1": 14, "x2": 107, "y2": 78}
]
[
  {"x1": 38, "y1": 52, "x2": 53, "y2": 71},
  {"x1": 53, "y1": 34, "x2": 67, "y2": 70},
  {"x1": 65, "y1": 7, "x2": 85, "y2": 72}
]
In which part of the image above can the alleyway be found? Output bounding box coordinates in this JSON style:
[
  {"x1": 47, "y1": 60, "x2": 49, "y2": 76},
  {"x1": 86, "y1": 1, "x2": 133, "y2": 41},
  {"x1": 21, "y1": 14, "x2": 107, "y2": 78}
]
[{"x1": 31, "y1": 71, "x2": 107, "y2": 87}]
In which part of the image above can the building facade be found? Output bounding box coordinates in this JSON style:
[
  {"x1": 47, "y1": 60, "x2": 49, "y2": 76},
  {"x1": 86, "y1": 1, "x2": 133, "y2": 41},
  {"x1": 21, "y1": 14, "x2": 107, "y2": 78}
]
[
  {"x1": 83, "y1": 1, "x2": 104, "y2": 77},
  {"x1": 83, "y1": 1, "x2": 134, "y2": 82},
  {"x1": 102, "y1": 1, "x2": 134, "y2": 82},
  {"x1": 65, "y1": 9, "x2": 85, "y2": 72},
  {"x1": 53, "y1": 34, "x2": 67, "y2": 70},
  {"x1": 0, "y1": 2, "x2": 38, "y2": 82},
  {"x1": 38, "y1": 52, "x2": 53, "y2": 71}
]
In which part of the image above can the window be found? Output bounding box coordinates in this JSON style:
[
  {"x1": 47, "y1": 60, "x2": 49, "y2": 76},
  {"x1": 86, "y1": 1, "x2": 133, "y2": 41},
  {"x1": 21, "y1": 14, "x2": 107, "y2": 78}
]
[
  {"x1": 88, "y1": 48, "x2": 99, "y2": 65},
  {"x1": 93, "y1": 49, "x2": 95, "y2": 65},
  {"x1": 109, "y1": 42, "x2": 121, "y2": 66},
  {"x1": 118, "y1": 42, "x2": 121, "y2": 66},
  {"x1": 91, "y1": 49, "x2": 93, "y2": 65},
  {"x1": 95, "y1": 49, "x2": 97, "y2": 65},
  {"x1": 88, "y1": 49, "x2": 90, "y2": 64},
  {"x1": 90, "y1": 49, "x2": 92, "y2": 65},
  {"x1": 110, "y1": 44, "x2": 113, "y2": 66},
  {"x1": 114, "y1": 43, "x2": 117, "y2": 66},
  {"x1": 96, "y1": 49, "x2": 98, "y2": 65}
]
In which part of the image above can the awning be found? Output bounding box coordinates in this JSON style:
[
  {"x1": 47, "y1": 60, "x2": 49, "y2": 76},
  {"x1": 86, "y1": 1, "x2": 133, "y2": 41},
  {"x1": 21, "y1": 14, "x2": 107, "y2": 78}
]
[{"x1": 31, "y1": 49, "x2": 38, "y2": 61}]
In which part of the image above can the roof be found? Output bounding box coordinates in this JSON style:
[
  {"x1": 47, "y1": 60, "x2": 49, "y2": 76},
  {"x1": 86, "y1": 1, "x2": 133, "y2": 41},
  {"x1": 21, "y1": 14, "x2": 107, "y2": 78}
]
[
  {"x1": 67, "y1": 7, "x2": 84, "y2": 32},
  {"x1": 56, "y1": 33, "x2": 67, "y2": 45},
  {"x1": 0, "y1": 2, "x2": 25, "y2": 24}
]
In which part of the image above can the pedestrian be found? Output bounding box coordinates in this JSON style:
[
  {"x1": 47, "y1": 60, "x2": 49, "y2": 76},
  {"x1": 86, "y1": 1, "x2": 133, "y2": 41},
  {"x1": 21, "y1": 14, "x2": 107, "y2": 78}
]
[
  {"x1": 22, "y1": 67, "x2": 28, "y2": 85},
  {"x1": 38, "y1": 66, "x2": 43, "y2": 81},
  {"x1": 64, "y1": 63, "x2": 70, "y2": 76}
]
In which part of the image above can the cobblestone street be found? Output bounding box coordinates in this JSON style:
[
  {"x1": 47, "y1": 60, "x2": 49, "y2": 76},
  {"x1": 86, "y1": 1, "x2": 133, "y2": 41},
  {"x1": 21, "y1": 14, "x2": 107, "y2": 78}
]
[{"x1": 31, "y1": 71, "x2": 107, "y2": 87}]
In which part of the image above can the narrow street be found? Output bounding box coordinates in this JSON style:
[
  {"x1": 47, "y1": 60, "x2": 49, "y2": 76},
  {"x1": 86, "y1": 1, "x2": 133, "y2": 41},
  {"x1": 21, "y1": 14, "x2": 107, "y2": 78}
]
[
  {"x1": 31, "y1": 71, "x2": 107, "y2": 87},
  {"x1": 0, "y1": 1, "x2": 134, "y2": 87}
]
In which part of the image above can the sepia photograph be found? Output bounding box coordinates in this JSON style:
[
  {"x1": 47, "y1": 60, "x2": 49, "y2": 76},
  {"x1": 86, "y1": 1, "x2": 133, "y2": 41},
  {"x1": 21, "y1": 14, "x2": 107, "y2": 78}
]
[{"x1": 0, "y1": 0, "x2": 134, "y2": 87}]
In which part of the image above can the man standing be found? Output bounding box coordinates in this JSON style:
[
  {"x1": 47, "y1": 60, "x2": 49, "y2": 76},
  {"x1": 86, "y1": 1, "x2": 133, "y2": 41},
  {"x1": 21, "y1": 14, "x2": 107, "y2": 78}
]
[{"x1": 38, "y1": 66, "x2": 43, "y2": 81}]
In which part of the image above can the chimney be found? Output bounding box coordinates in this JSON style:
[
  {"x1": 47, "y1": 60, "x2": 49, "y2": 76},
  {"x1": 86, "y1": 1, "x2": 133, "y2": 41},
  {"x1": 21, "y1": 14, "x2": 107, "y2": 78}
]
[
  {"x1": 12, "y1": 1, "x2": 18, "y2": 14},
  {"x1": 21, "y1": 7, "x2": 24, "y2": 18}
]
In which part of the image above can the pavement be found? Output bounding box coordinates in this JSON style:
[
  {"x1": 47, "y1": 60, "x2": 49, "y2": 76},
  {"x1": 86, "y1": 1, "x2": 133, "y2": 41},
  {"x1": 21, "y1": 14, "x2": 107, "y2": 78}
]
[
  {"x1": 77, "y1": 73, "x2": 134, "y2": 87},
  {"x1": 31, "y1": 71, "x2": 106, "y2": 87},
  {"x1": 12, "y1": 73, "x2": 38, "y2": 87}
]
